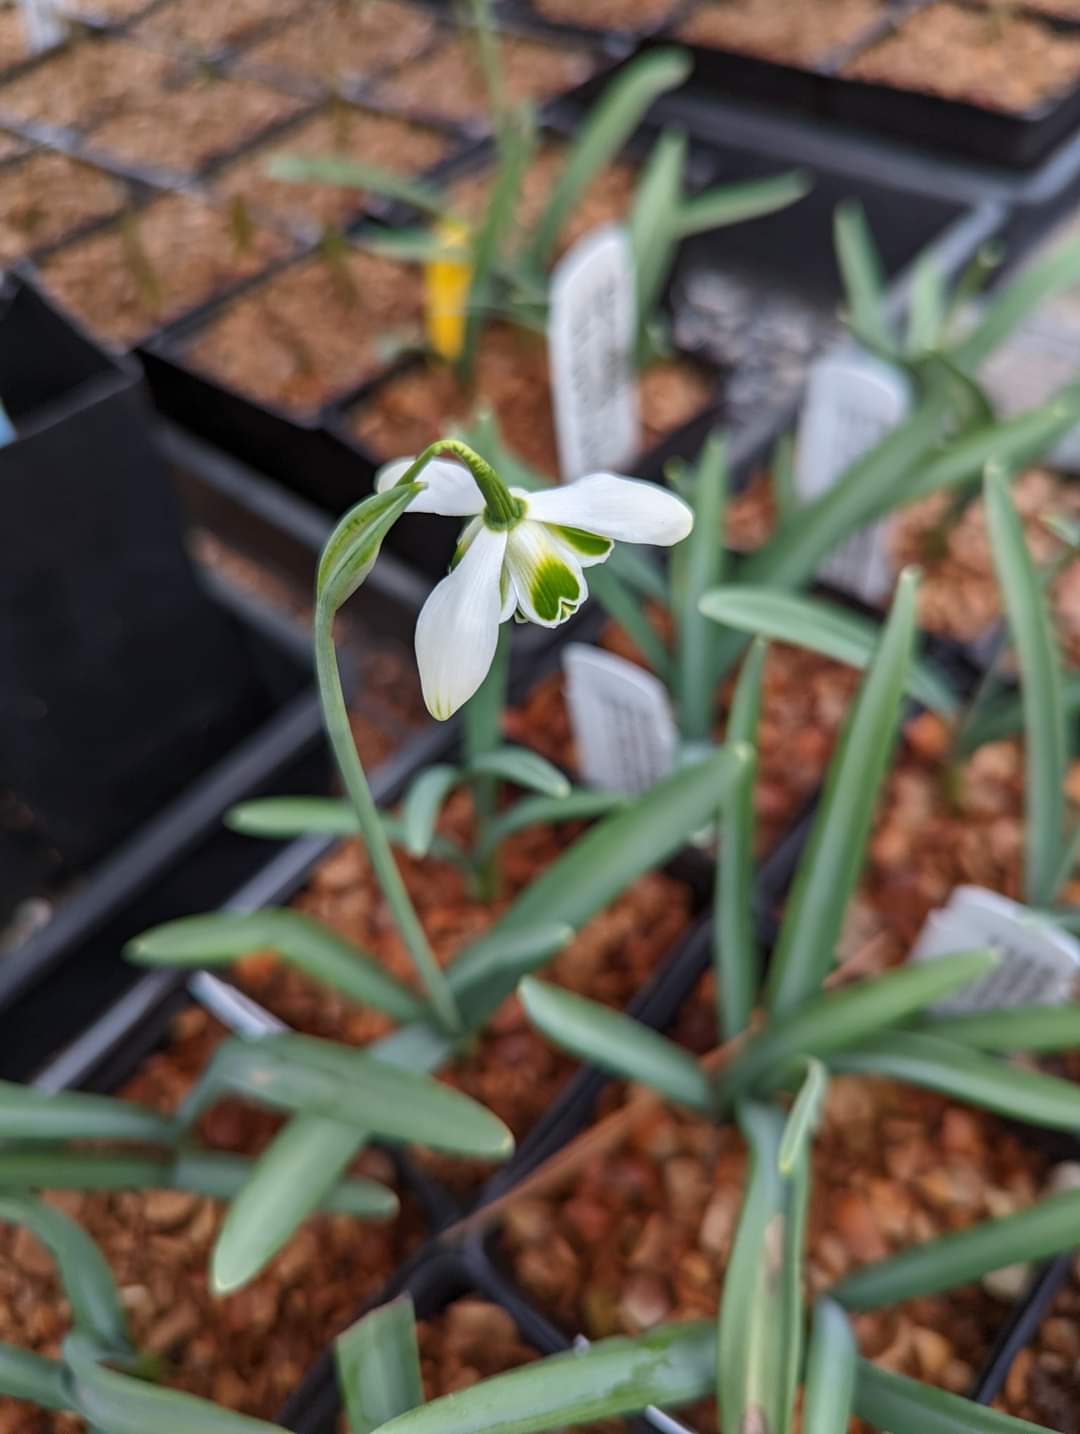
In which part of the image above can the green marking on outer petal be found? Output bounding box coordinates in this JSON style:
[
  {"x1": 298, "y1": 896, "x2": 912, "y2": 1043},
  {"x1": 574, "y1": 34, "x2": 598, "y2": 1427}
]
[
  {"x1": 552, "y1": 524, "x2": 614, "y2": 560},
  {"x1": 529, "y1": 556, "x2": 583, "y2": 624}
]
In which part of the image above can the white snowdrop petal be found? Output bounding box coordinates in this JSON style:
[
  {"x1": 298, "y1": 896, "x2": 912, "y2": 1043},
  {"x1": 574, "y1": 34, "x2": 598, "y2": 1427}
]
[
  {"x1": 505, "y1": 521, "x2": 587, "y2": 629},
  {"x1": 524, "y1": 473, "x2": 693, "y2": 546},
  {"x1": 375, "y1": 456, "x2": 484, "y2": 516},
  {"x1": 414, "y1": 526, "x2": 507, "y2": 720}
]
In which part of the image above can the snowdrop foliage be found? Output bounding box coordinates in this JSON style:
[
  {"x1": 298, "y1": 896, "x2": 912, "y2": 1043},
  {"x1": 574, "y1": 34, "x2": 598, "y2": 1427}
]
[{"x1": 377, "y1": 454, "x2": 693, "y2": 720}]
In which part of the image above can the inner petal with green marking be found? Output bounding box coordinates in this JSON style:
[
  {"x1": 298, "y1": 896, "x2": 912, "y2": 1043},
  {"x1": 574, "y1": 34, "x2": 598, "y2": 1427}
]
[
  {"x1": 551, "y1": 524, "x2": 615, "y2": 566},
  {"x1": 505, "y1": 521, "x2": 587, "y2": 628}
]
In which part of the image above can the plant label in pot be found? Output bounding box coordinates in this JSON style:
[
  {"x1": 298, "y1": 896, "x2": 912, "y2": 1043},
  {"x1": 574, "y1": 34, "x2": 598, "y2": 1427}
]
[{"x1": 563, "y1": 641, "x2": 678, "y2": 793}]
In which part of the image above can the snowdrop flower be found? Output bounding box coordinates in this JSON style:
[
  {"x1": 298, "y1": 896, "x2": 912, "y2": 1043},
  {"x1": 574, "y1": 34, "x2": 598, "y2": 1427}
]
[{"x1": 377, "y1": 444, "x2": 693, "y2": 720}]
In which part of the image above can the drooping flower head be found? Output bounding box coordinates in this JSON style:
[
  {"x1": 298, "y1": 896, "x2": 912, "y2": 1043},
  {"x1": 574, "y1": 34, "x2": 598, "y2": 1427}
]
[{"x1": 377, "y1": 445, "x2": 693, "y2": 720}]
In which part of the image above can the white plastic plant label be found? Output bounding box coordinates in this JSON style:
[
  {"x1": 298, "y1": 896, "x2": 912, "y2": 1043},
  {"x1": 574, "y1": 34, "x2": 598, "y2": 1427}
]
[
  {"x1": 794, "y1": 347, "x2": 912, "y2": 604},
  {"x1": 19, "y1": 0, "x2": 64, "y2": 52},
  {"x1": 549, "y1": 224, "x2": 639, "y2": 482},
  {"x1": 563, "y1": 642, "x2": 677, "y2": 794},
  {"x1": 911, "y1": 885, "x2": 1080, "y2": 1014}
]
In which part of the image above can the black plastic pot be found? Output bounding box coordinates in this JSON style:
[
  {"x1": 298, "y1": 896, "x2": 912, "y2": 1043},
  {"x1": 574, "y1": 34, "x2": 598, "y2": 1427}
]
[
  {"x1": 828, "y1": 0, "x2": 1080, "y2": 169},
  {"x1": 0, "y1": 275, "x2": 291, "y2": 898}
]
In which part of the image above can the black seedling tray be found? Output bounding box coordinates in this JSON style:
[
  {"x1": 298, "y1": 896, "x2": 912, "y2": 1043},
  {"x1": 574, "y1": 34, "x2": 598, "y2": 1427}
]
[
  {"x1": 827, "y1": 0, "x2": 1080, "y2": 169},
  {"x1": 495, "y1": 0, "x2": 682, "y2": 46}
]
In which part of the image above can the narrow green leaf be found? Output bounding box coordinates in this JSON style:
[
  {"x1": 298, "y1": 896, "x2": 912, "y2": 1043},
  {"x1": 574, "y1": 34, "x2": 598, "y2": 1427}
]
[
  {"x1": 517, "y1": 978, "x2": 713, "y2": 1111},
  {"x1": 921, "y1": 1004, "x2": 1080, "y2": 1053},
  {"x1": 778, "y1": 1058, "x2": 827, "y2": 1175},
  {"x1": 855, "y1": 1360, "x2": 1048, "y2": 1434},
  {"x1": 478, "y1": 790, "x2": 629, "y2": 856},
  {"x1": 716, "y1": 641, "x2": 766, "y2": 1041},
  {"x1": 127, "y1": 910, "x2": 425, "y2": 1024},
  {"x1": 587, "y1": 563, "x2": 672, "y2": 681},
  {"x1": 469, "y1": 747, "x2": 571, "y2": 799},
  {"x1": 0, "y1": 1082, "x2": 177, "y2": 1146},
  {"x1": 526, "y1": 48, "x2": 691, "y2": 271},
  {"x1": 212, "y1": 1114, "x2": 363, "y2": 1295},
  {"x1": 835, "y1": 1187, "x2": 1080, "y2": 1310},
  {"x1": 718, "y1": 1103, "x2": 804, "y2": 1434},
  {"x1": 606, "y1": 543, "x2": 669, "y2": 603},
  {"x1": 772, "y1": 432, "x2": 797, "y2": 524},
  {"x1": 906, "y1": 253, "x2": 947, "y2": 356},
  {"x1": 834, "y1": 199, "x2": 895, "y2": 356},
  {"x1": 829, "y1": 1029, "x2": 1080, "y2": 1131},
  {"x1": 803, "y1": 1300, "x2": 856, "y2": 1434},
  {"x1": 267, "y1": 153, "x2": 448, "y2": 216},
  {"x1": 0, "y1": 1195, "x2": 129, "y2": 1352},
  {"x1": 673, "y1": 432, "x2": 728, "y2": 744},
  {"x1": 629, "y1": 129, "x2": 685, "y2": 349},
  {"x1": 0, "y1": 1343, "x2": 67, "y2": 1411},
  {"x1": 337, "y1": 1298, "x2": 424, "y2": 1434},
  {"x1": 226, "y1": 796, "x2": 360, "y2": 837},
  {"x1": 450, "y1": 924, "x2": 574, "y2": 1024},
  {"x1": 674, "y1": 170, "x2": 809, "y2": 240},
  {"x1": 954, "y1": 674, "x2": 1080, "y2": 754},
  {"x1": 766, "y1": 569, "x2": 920, "y2": 1016},
  {"x1": 356, "y1": 227, "x2": 469, "y2": 263},
  {"x1": 399, "y1": 764, "x2": 462, "y2": 857},
  {"x1": 723, "y1": 949, "x2": 997, "y2": 1107},
  {"x1": 985, "y1": 469, "x2": 1066, "y2": 906},
  {"x1": 64, "y1": 1333, "x2": 288, "y2": 1434},
  {"x1": 953, "y1": 239, "x2": 1080, "y2": 371},
  {"x1": 185, "y1": 1033, "x2": 514, "y2": 1158},
  {"x1": 699, "y1": 585, "x2": 959, "y2": 717},
  {"x1": 372, "y1": 1321, "x2": 715, "y2": 1434}
]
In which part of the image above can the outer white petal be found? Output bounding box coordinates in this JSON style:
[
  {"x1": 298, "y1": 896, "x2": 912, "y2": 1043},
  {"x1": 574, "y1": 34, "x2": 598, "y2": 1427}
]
[
  {"x1": 415, "y1": 526, "x2": 507, "y2": 720},
  {"x1": 504, "y1": 520, "x2": 587, "y2": 629},
  {"x1": 375, "y1": 457, "x2": 484, "y2": 517},
  {"x1": 522, "y1": 473, "x2": 693, "y2": 546}
]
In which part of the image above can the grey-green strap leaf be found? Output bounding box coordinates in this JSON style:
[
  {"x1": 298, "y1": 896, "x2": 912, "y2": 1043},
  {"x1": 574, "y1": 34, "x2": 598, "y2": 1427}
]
[
  {"x1": 829, "y1": 1029, "x2": 1080, "y2": 1131},
  {"x1": 721, "y1": 949, "x2": 997, "y2": 1106},
  {"x1": 184, "y1": 1034, "x2": 513, "y2": 1159},
  {"x1": 906, "y1": 253, "x2": 947, "y2": 357},
  {"x1": 765, "y1": 569, "x2": 920, "y2": 1016},
  {"x1": 0, "y1": 1343, "x2": 68, "y2": 1411},
  {"x1": 587, "y1": 563, "x2": 672, "y2": 681},
  {"x1": 477, "y1": 790, "x2": 629, "y2": 858},
  {"x1": 127, "y1": 910, "x2": 425, "y2": 1024},
  {"x1": 834, "y1": 199, "x2": 895, "y2": 357},
  {"x1": 716, "y1": 643, "x2": 766, "y2": 1041},
  {"x1": 673, "y1": 432, "x2": 729, "y2": 744},
  {"x1": 372, "y1": 1320, "x2": 715, "y2": 1434},
  {"x1": 803, "y1": 1300, "x2": 856, "y2": 1434},
  {"x1": 0, "y1": 1195, "x2": 129, "y2": 1353},
  {"x1": 526, "y1": 48, "x2": 691, "y2": 271},
  {"x1": 226, "y1": 796, "x2": 361, "y2": 837},
  {"x1": 517, "y1": 977, "x2": 713, "y2": 1112},
  {"x1": 920, "y1": 1003, "x2": 1080, "y2": 1053},
  {"x1": 337, "y1": 1297, "x2": 424, "y2": 1434},
  {"x1": 266, "y1": 153, "x2": 447, "y2": 217},
  {"x1": 629, "y1": 129, "x2": 686, "y2": 352},
  {"x1": 953, "y1": 239, "x2": 1080, "y2": 372},
  {"x1": 985, "y1": 468, "x2": 1066, "y2": 907},
  {"x1": 468, "y1": 746, "x2": 571, "y2": 799},
  {"x1": 778, "y1": 1057, "x2": 827, "y2": 1176},
  {"x1": 0, "y1": 1082, "x2": 177, "y2": 1146},
  {"x1": 64, "y1": 1333, "x2": 289, "y2": 1434},
  {"x1": 674, "y1": 170, "x2": 809, "y2": 241},
  {"x1": 834, "y1": 1187, "x2": 1080, "y2": 1310},
  {"x1": 953, "y1": 673, "x2": 1080, "y2": 754},
  {"x1": 855, "y1": 1358, "x2": 1048, "y2": 1434},
  {"x1": 450, "y1": 923, "x2": 574, "y2": 1025},
  {"x1": 699, "y1": 585, "x2": 959, "y2": 717},
  {"x1": 399, "y1": 764, "x2": 462, "y2": 857}
]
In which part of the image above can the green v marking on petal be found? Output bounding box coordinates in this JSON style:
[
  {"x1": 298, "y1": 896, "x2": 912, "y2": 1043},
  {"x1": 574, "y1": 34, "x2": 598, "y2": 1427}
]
[
  {"x1": 530, "y1": 556, "x2": 583, "y2": 623},
  {"x1": 552, "y1": 524, "x2": 614, "y2": 560}
]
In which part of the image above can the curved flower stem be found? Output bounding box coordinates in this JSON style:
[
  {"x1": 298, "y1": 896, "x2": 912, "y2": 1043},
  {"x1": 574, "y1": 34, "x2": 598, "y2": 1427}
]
[
  {"x1": 398, "y1": 439, "x2": 523, "y2": 529},
  {"x1": 314, "y1": 603, "x2": 462, "y2": 1035}
]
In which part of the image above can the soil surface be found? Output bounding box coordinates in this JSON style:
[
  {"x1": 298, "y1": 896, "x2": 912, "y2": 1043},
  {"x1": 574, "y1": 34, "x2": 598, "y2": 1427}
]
[
  {"x1": 237, "y1": 0, "x2": 437, "y2": 94},
  {"x1": 678, "y1": 0, "x2": 882, "y2": 66},
  {"x1": 347, "y1": 324, "x2": 714, "y2": 478},
  {"x1": 38, "y1": 191, "x2": 290, "y2": 348},
  {"x1": 0, "y1": 1005, "x2": 426, "y2": 1432},
  {"x1": 990, "y1": 1259, "x2": 1080, "y2": 1428},
  {"x1": 843, "y1": 2, "x2": 1080, "y2": 112},
  {"x1": 211, "y1": 104, "x2": 450, "y2": 234},
  {"x1": 135, "y1": 0, "x2": 302, "y2": 54},
  {"x1": 0, "y1": 129, "x2": 28, "y2": 160},
  {"x1": 0, "y1": 150, "x2": 126, "y2": 262},
  {"x1": 183, "y1": 247, "x2": 423, "y2": 412},
  {"x1": 0, "y1": 37, "x2": 174, "y2": 130},
  {"x1": 84, "y1": 73, "x2": 303, "y2": 178},
  {"x1": 369, "y1": 30, "x2": 596, "y2": 127},
  {"x1": 0, "y1": 8, "x2": 46, "y2": 73},
  {"x1": 496, "y1": 979, "x2": 1053, "y2": 1425},
  {"x1": 531, "y1": 0, "x2": 676, "y2": 30}
]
